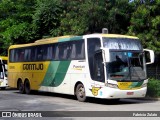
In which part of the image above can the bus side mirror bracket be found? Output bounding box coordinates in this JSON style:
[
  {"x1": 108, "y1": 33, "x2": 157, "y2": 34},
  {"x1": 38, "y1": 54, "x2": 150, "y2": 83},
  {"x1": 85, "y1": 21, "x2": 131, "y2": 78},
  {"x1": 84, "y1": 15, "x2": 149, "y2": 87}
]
[{"x1": 143, "y1": 49, "x2": 155, "y2": 64}]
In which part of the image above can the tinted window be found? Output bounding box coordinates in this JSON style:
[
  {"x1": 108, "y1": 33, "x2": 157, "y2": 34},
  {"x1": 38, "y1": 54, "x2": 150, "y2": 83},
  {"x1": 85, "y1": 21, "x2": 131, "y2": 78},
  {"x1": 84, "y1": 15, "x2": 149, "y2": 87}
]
[
  {"x1": 70, "y1": 41, "x2": 85, "y2": 60},
  {"x1": 24, "y1": 48, "x2": 32, "y2": 61},
  {"x1": 9, "y1": 49, "x2": 15, "y2": 62},
  {"x1": 9, "y1": 39, "x2": 85, "y2": 62},
  {"x1": 53, "y1": 40, "x2": 85, "y2": 60},
  {"x1": 58, "y1": 42, "x2": 70, "y2": 60},
  {"x1": 87, "y1": 38, "x2": 101, "y2": 80}
]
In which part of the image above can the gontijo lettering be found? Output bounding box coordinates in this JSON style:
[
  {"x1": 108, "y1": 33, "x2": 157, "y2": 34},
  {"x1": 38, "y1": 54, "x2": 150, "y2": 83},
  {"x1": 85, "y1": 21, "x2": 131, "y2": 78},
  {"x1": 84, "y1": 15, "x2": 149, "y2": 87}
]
[{"x1": 23, "y1": 64, "x2": 43, "y2": 70}]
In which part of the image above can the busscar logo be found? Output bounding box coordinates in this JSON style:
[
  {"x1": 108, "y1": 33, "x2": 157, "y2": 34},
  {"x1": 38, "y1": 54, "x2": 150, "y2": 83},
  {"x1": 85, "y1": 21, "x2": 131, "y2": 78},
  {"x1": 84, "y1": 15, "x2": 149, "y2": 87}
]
[
  {"x1": 2, "y1": 112, "x2": 11, "y2": 117},
  {"x1": 73, "y1": 65, "x2": 85, "y2": 70}
]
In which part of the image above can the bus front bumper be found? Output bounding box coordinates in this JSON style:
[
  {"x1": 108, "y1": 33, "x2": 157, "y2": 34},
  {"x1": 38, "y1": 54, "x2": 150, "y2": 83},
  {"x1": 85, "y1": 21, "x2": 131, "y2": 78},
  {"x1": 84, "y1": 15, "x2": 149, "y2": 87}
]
[{"x1": 95, "y1": 87, "x2": 147, "y2": 99}]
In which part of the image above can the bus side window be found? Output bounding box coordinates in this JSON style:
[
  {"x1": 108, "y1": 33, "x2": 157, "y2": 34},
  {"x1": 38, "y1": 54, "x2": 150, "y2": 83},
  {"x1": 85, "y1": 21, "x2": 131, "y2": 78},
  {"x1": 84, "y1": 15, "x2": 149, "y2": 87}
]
[
  {"x1": 56, "y1": 42, "x2": 69, "y2": 60},
  {"x1": 54, "y1": 44, "x2": 60, "y2": 60},
  {"x1": 70, "y1": 42, "x2": 76, "y2": 59},
  {"x1": 46, "y1": 45, "x2": 52, "y2": 60},
  {"x1": 24, "y1": 48, "x2": 31, "y2": 62},
  {"x1": 52, "y1": 44, "x2": 55, "y2": 60},
  {"x1": 36, "y1": 46, "x2": 44, "y2": 61},
  {"x1": 9, "y1": 49, "x2": 15, "y2": 62},
  {"x1": 41, "y1": 45, "x2": 48, "y2": 60},
  {"x1": 70, "y1": 40, "x2": 85, "y2": 60},
  {"x1": 19, "y1": 51, "x2": 24, "y2": 61},
  {"x1": 76, "y1": 41, "x2": 85, "y2": 59},
  {"x1": 30, "y1": 47, "x2": 36, "y2": 61},
  {"x1": 87, "y1": 38, "x2": 101, "y2": 80},
  {"x1": 66, "y1": 44, "x2": 71, "y2": 59},
  {"x1": 60, "y1": 43, "x2": 68, "y2": 60},
  {"x1": 15, "y1": 49, "x2": 19, "y2": 62}
]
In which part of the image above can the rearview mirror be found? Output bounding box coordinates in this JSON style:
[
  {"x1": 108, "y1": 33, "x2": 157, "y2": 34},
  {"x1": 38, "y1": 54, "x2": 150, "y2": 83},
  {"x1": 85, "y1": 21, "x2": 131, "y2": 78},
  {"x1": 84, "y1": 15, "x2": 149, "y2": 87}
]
[{"x1": 143, "y1": 49, "x2": 154, "y2": 64}]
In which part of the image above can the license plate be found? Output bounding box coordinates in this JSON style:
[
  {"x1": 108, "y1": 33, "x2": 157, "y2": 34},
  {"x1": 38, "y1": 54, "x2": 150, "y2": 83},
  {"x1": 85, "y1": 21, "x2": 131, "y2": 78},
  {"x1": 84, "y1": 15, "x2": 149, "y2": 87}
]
[{"x1": 127, "y1": 92, "x2": 134, "y2": 95}]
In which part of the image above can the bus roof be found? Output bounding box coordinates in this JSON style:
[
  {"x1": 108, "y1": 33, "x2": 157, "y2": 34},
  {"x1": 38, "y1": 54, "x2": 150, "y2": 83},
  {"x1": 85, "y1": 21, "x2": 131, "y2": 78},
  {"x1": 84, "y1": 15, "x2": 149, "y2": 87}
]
[
  {"x1": 83, "y1": 34, "x2": 139, "y2": 39},
  {"x1": 35, "y1": 35, "x2": 74, "y2": 43},
  {"x1": 9, "y1": 34, "x2": 139, "y2": 49}
]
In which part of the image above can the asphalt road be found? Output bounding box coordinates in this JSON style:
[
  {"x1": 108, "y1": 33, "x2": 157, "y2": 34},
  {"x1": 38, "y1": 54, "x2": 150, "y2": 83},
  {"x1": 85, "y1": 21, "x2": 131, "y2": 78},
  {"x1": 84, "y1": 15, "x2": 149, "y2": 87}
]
[{"x1": 0, "y1": 88, "x2": 160, "y2": 120}]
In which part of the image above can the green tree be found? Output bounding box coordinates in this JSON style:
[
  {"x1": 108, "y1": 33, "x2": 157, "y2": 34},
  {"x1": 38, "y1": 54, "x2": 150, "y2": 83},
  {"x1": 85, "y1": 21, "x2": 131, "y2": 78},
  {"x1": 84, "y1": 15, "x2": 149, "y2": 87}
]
[
  {"x1": 51, "y1": 0, "x2": 133, "y2": 36},
  {"x1": 128, "y1": 0, "x2": 160, "y2": 53},
  {"x1": 0, "y1": 0, "x2": 36, "y2": 55},
  {"x1": 31, "y1": 0, "x2": 135, "y2": 37},
  {"x1": 32, "y1": 0, "x2": 63, "y2": 38},
  {"x1": 51, "y1": 0, "x2": 107, "y2": 36},
  {"x1": 106, "y1": 0, "x2": 134, "y2": 34}
]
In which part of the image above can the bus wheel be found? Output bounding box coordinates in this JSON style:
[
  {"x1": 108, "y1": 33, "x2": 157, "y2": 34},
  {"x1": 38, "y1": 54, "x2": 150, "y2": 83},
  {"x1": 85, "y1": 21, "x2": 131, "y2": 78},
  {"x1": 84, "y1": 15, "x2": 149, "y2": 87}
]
[
  {"x1": 24, "y1": 80, "x2": 31, "y2": 94},
  {"x1": 76, "y1": 84, "x2": 86, "y2": 102},
  {"x1": 18, "y1": 80, "x2": 25, "y2": 94}
]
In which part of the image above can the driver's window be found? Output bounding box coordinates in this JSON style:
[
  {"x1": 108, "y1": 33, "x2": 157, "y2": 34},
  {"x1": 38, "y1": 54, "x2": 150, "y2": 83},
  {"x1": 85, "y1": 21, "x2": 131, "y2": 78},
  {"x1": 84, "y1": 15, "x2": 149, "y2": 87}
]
[
  {"x1": 94, "y1": 52, "x2": 105, "y2": 82},
  {"x1": 87, "y1": 38, "x2": 101, "y2": 80}
]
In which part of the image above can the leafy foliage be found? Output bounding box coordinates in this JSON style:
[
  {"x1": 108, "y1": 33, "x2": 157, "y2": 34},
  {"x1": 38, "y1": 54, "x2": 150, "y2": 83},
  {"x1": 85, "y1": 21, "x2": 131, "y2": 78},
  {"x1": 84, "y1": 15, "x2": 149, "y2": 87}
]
[
  {"x1": 147, "y1": 78, "x2": 160, "y2": 97},
  {"x1": 0, "y1": 0, "x2": 36, "y2": 55},
  {"x1": 51, "y1": 0, "x2": 107, "y2": 36},
  {"x1": 32, "y1": 0, "x2": 63, "y2": 38},
  {"x1": 128, "y1": 0, "x2": 160, "y2": 53}
]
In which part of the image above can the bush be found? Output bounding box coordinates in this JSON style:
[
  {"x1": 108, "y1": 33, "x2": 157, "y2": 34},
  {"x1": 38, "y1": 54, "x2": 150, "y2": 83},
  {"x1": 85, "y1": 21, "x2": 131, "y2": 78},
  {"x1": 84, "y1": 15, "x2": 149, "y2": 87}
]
[{"x1": 146, "y1": 78, "x2": 160, "y2": 98}]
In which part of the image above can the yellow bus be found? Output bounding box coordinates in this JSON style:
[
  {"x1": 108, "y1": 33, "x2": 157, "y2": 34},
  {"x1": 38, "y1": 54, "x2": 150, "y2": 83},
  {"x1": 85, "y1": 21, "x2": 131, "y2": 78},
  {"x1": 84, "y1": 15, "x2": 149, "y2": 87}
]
[
  {"x1": 0, "y1": 56, "x2": 8, "y2": 90},
  {"x1": 8, "y1": 34, "x2": 154, "y2": 102}
]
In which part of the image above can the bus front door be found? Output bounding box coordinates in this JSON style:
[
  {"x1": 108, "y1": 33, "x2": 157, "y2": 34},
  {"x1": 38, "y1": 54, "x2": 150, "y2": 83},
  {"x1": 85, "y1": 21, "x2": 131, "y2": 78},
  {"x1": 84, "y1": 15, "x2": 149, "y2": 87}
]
[{"x1": 92, "y1": 51, "x2": 105, "y2": 97}]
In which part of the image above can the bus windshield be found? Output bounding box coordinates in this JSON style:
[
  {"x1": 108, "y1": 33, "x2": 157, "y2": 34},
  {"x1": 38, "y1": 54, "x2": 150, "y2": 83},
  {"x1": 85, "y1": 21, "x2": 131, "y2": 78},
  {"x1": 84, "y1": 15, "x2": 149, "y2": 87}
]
[
  {"x1": 102, "y1": 37, "x2": 146, "y2": 81},
  {"x1": 107, "y1": 51, "x2": 146, "y2": 81}
]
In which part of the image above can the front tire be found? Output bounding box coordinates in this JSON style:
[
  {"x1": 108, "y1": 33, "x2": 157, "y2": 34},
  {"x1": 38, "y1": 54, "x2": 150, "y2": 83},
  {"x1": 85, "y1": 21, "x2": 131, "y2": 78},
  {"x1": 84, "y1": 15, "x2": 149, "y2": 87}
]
[{"x1": 76, "y1": 84, "x2": 86, "y2": 102}]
